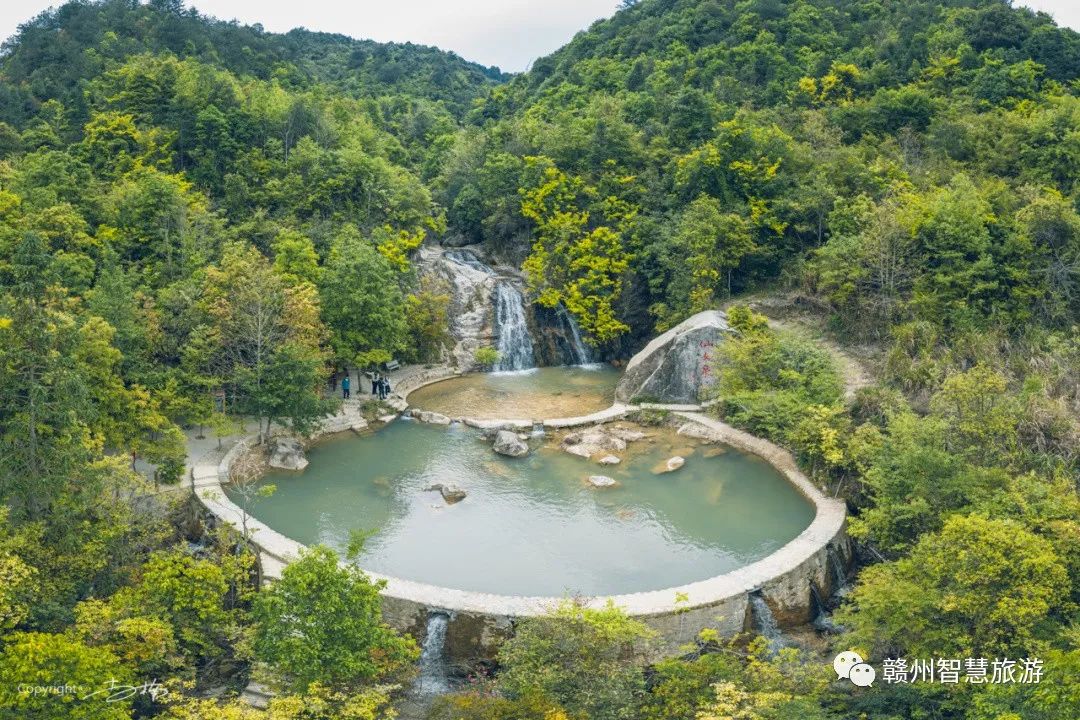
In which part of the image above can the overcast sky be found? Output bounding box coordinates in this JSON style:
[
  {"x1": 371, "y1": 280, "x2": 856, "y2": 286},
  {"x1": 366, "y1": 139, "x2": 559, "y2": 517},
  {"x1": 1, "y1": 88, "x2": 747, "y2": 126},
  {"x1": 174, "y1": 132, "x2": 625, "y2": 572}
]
[{"x1": 2, "y1": 0, "x2": 1079, "y2": 73}]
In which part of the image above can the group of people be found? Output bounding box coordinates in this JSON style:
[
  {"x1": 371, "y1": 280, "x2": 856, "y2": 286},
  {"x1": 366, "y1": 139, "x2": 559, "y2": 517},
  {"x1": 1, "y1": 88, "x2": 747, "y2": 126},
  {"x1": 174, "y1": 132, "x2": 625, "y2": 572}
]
[
  {"x1": 370, "y1": 373, "x2": 391, "y2": 400},
  {"x1": 336, "y1": 370, "x2": 392, "y2": 401}
]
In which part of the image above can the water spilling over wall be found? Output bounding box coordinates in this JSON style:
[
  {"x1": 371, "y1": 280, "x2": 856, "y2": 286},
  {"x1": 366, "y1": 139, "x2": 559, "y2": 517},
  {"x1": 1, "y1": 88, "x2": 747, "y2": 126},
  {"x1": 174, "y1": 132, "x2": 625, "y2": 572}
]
[
  {"x1": 749, "y1": 593, "x2": 786, "y2": 656},
  {"x1": 417, "y1": 611, "x2": 451, "y2": 696}
]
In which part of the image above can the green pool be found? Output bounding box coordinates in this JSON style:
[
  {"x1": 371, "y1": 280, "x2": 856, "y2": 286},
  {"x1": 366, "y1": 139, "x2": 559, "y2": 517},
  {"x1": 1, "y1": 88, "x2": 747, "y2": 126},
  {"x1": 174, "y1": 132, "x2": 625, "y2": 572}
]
[{"x1": 234, "y1": 420, "x2": 815, "y2": 597}]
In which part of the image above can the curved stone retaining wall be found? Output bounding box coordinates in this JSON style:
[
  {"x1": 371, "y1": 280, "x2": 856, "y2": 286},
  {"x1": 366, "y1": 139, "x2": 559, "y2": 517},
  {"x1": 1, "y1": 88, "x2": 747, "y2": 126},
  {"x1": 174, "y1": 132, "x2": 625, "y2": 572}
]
[{"x1": 194, "y1": 387, "x2": 849, "y2": 662}]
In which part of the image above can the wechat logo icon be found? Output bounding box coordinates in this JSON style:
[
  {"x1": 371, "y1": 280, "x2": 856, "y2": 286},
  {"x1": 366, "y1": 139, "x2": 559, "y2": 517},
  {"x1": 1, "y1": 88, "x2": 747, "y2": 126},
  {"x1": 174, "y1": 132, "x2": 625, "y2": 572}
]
[{"x1": 834, "y1": 651, "x2": 876, "y2": 687}]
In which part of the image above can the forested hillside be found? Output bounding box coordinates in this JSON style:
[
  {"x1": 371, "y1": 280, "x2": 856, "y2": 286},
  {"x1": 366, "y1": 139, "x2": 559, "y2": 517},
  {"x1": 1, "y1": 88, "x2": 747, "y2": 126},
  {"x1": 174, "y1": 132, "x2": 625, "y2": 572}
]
[
  {"x1": 0, "y1": 0, "x2": 1078, "y2": 718},
  {"x1": 444, "y1": 0, "x2": 1080, "y2": 341}
]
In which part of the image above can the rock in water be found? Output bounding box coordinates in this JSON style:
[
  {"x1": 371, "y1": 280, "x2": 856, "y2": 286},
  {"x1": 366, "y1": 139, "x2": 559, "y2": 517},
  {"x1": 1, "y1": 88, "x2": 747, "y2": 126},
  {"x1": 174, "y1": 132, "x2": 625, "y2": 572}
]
[
  {"x1": 268, "y1": 436, "x2": 308, "y2": 471},
  {"x1": 608, "y1": 425, "x2": 648, "y2": 442},
  {"x1": 493, "y1": 430, "x2": 530, "y2": 457},
  {"x1": 598, "y1": 455, "x2": 622, "y2": 466},
  {"x1": 677, "y1": 422, "x2": 721, "y2": 442},
  {"x1": 425, "y1": 484, "x2": 467, "y2": 504},
  {"x1": 561, "y1": 428, "x2": 627, "y2": 458},
  {"x1": 615, "y1": 310, "x2": 731, "y2": 404},
  {"x1": 413, "y1": 410, "x2": 453, "y2": 425},
  {"x1": 440, "y1": 486, "x2": 467, "y2": 504},
  {"x1": 653, "y1": 456, "x2": 685, "y2": 474},
  {"x1": 588, "y1": 475, "x2": 618, "y2": 488}
]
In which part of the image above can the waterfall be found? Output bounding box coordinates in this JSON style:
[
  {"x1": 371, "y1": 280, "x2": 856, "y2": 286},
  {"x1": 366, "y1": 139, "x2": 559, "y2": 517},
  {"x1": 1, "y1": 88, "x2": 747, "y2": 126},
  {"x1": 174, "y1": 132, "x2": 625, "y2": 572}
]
[
  {"x1": 417, "y1": 612, "x2": 451, "y2": 696},
  {"x1": 556, "y1": 304, "x2": 593, "y2": 366},
  {"x1": 749, "y1": 593, "x2": 786, "y2": 656},
  {"x1": 493, "y1": 283, "x2": 537, "y2": 372},
  {"x1": 826, "y1": 545, "x2": 850, "y2": 597},
  {"x1": 445, "y1": 249, "x2": 493, "y2": 275},
  {"x1": 810, "y1": 582, "x2": 843, "y2": 634}
]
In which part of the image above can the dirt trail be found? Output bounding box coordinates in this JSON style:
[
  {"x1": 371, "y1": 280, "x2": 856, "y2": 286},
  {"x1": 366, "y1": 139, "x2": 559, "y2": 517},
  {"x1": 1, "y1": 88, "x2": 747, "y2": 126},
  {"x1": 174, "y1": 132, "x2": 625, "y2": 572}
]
[{"x1": 722, "y1": 293, "x2": 879, "y2": 400}]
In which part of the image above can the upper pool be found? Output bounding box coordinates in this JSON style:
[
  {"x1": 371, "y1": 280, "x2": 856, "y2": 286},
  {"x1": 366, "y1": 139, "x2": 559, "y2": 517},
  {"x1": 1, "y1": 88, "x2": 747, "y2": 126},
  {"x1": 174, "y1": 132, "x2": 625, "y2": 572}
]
[
  {"x1": 235, "y1": 421, "x2": 815, "y2": 597},
  {"x1": 405, "y1": 366, "x2": 620, "y2": 420}
]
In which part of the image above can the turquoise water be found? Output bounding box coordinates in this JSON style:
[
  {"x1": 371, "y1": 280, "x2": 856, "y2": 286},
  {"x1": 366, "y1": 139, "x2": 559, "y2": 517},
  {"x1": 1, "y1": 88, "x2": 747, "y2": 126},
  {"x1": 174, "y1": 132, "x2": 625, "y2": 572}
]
[{"x1": 235, "y1": 422, "x2": 814, "y2": 596}]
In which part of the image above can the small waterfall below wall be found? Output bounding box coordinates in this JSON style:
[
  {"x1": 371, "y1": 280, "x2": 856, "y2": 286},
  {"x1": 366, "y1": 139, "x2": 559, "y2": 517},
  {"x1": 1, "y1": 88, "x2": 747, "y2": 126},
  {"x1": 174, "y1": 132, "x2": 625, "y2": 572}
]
[
  {"x1": 493, "y1": 282, "x2": 537, "y2": 372},
  {"x1": 417, "y1": 612, "x2": 451, "y2": 696},
  {"x1": 749, "y1": 593, "x2": 787, "y2": 656},
  {"x1": 826, "y1": 545, "x2": 851, "y2": 598},
  {"x1": 810, "y1": 582, "x2": 843, "y2": 634}
]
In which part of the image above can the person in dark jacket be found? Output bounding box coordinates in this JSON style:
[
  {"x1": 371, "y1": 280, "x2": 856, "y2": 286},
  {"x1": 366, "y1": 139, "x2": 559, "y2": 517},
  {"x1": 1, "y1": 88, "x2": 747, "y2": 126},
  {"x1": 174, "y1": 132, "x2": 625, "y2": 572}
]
[{"x1": 342, "y1": 374, "x2": 351, "y2": 399}]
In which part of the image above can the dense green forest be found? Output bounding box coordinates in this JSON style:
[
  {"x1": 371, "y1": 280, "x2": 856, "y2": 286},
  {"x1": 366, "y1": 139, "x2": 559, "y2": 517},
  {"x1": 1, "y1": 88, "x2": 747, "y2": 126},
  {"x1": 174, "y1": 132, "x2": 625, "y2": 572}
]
[{"x1": 0, "y1": 0, "x2": 1078, "y2": 718}]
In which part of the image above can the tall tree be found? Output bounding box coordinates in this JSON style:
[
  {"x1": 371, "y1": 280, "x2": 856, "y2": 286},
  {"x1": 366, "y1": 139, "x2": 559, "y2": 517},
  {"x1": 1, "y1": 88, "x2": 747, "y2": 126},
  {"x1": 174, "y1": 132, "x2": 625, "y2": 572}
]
[
  {"x1": 199, "y1": 242, "x2": 327, "y2": 439},
  {"x1": 318, "y1": 226, "x2": 407, "y2": 367}
]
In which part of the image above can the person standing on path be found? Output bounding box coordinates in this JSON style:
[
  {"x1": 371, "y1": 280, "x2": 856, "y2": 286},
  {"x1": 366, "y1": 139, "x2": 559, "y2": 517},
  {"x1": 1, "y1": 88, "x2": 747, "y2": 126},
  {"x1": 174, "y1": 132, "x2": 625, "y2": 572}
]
[{"x1": 342, "y1": 374, "x2": 351, "y2": 400}]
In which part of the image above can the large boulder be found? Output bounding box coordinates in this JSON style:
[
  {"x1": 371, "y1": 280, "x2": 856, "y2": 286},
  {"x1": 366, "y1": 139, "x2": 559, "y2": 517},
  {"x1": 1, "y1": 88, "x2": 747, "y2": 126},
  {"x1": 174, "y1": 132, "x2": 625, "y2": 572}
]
[
  {"x1": 615, "y1": 310, "x2": 731, "y2": 404},
  {"x1": 493, "y1": 430, "x2": 529, "y2": 457},
  {"x1": 268, "y1": 436, "x2": 308, "y2": 471},
  {"x1": 561, "y1": 427, "x2": 627, "y2": 459},
  {"x1": 587, "y1": 475, "x2": 618, "y2": 488}
]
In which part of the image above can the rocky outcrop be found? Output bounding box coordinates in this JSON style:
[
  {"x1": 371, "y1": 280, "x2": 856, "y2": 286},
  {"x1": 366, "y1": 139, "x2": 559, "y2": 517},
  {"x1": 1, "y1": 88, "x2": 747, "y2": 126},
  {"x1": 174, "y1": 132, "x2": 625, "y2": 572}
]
[
  {"x1": 426, "y1": 484, "x2": 467, "y2": 504},
  {"x1": 416, "y1": 247, "x2": 499, "y2": 370},
  {"x1": 615, "y1": 310, "x2": 731, "y2": 404},
  {"x1": 608, "y1": 425, "x2": 648, "y2": 442},
  {"x1": 677, "y1": 422, "x2": 721, "y2": 442},
  {"x1": 493, "y1": 430, "x2": 529, "y2": 457},
  {"x1": 268, "y1": 436, "x2": 308, "y2": 471},
  {"x1": 319, "y1": 402, "x2": 370, "y2": 435},
  {"x1": 561, "y1": 427, "x2": 627, "y2": 459},
  {"x1": 413, "y1": 410, "x2": 453, "y2": 425}
]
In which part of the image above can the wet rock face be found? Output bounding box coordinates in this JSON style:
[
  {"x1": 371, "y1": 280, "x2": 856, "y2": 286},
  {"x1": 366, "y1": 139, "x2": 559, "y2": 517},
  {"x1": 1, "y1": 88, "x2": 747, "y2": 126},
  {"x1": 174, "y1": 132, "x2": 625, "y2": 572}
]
[
  {"x1": 416, "y1": 246, "x2": 501, "y2": 370},
  {"x1": 416, "y1": 245, "x2": 591, "y2": 371},
  {"x1": 492, "y1": 430, "x2": 529, "y2": 457},
  {"x1": 615, "y1": 310, "x2": 731, "y2": 405},
  {"x1": 268, "y1": 436, "x2": 308, "y2": 471}
]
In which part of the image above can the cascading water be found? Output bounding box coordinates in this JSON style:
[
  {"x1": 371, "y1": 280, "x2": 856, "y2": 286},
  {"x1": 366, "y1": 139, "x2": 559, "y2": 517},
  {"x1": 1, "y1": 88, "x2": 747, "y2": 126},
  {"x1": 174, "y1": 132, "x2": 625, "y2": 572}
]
[
  {"x1": 826, "y1": 545, "x2": 850, "y2": 597},
  {"x1": 810, "y1": 581, "x2": 843, "y2": 634},
  {"x1": 555, "y1": 304, "x2": 593, "y2": 366},
  {"x1": 749, "y1": 593, "x2": 787, "y2": 656},
  {"x1": 492, "y1": 282, "x2": 537, "y2": 372},
  {"x1": 417, "y1": 612, "x2": 451, "y2": 696},
  {"x1": 445, "y1": 249, "x2": 494, "y2": 275}
]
